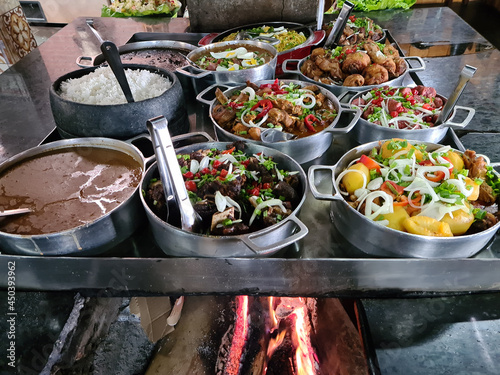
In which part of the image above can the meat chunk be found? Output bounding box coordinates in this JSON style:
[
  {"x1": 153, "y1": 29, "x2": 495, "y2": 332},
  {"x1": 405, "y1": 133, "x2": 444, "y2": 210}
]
[
  {"x1": 343, "y1": 74, "x2": 364, "y2": 87},
  {"x1": 342, "y1": 52, "x2": 371, "y2": 75},
  {"x1": 463, "y1": 150, "x2": 488, "y2": 179},
  {"x1": 362, "y1": 64, "x2": 389, "y2": 85},
  {"x1": 212, "y1": 104, "x2": 236, "y2": 128},
  {"x1": 267, "y1": 108, "x2": 295, "y2": 129}
]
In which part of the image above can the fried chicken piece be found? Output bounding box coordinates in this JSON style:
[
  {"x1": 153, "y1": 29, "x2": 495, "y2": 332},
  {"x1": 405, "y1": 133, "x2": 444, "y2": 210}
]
[
  {"x1": 382, "y1": 58, "x2": 397, "y2": 77},
  {"x1": 343, "y1": 74, "x2": 365, "y2": 86},
  {"x1": 463, "y1": 150, "x2": 488, "y2": 179},
  {"x1": 329, "y1": 60, "x2": 344, "y2": 81},
  {"x1": 341, "y1": 52, "x2": 371, "y2": 75},
  {"x1": 392, "y1": 57, "x2": 407, "y2": 77},
  {"x1": 362, "y1": 64, "x2": 389, "y2": 85},
  {"x1": 362, "y1": 41, "x2": 387, "y2": 64},
  {"x1": 316, "y1": 55, "x2": 339, "y2": 73},
  {"x1": 383, "y1": 44, "x2": 400, "y2": 59},
  {"x1": 301, "y1": 59, "x2": 324, "y2": 81},
  {"x1": 310, "y1": 48, "x2": 326, "y2": 61}
]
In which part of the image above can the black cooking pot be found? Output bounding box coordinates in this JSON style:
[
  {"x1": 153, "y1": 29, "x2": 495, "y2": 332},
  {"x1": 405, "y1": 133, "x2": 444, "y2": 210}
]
[{"x1": 49, "y1": 64, "x2": 189, "y2": 140}]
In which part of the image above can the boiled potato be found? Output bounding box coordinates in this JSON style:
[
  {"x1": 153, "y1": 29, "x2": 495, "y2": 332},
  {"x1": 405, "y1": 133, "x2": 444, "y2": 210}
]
[
  {"x1": 403, "y1": 216, "x2": 453, "y2": 237},
  {"x1": 463, "y1": 177, "x2": 480, "y2": 201},
  {"x1": 377, "y1": 205, "x2": 410, "y2": 232},
  {"x1": 380, "y1": 139, "x2": 423, "y2": 161},
  {"x1": 446, "y1": 151, "x2": 464, "y2": 171},
  {"x1": 441, "y1": 208, "x2": 474, "y2": 235},
  {"x1": 342, "y1": 163, "x2": 370, "y2": 194}
]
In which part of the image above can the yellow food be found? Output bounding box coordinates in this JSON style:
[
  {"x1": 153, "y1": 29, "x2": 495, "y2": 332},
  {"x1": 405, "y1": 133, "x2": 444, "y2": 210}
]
[
  {"x1": 441, "y1": 208, "x2": 474, "y2": 235},
  {"x1": 377, "y1": 205, "x2": 410, "y2": 231},
  {"x1": 464, "y1": 177, "x2": 480, "y2": 201},
  {"x1": 380, "y1": 139, "x2": 423, "y2": 161},
  {"x1": 446, "y1": 151, "x2": 464, "y2": 171},
  {"x1": 342, "y1": 163, "x2": 370, "y2": 194},
  {"x1": 403, "y1": 216, "x2": 453, "y2": 237}
]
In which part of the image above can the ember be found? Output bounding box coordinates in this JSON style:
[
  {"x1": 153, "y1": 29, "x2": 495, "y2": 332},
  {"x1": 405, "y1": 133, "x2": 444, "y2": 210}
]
[{"x1": 215, "y1": 296, "x2": 369, "y2": 375}]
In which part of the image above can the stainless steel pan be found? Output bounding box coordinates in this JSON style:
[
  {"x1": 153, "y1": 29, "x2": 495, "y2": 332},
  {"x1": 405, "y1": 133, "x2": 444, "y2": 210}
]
[
  {"x1": 308, "y1": 140, "x2": 500, "y2": 258},
  {"x1": 140, "y1": 141, "x2": 309, "y2": 258},
  {"x1": 196, "y1": 79, "x2": 361, "y2": 164},
  {"x1": 0, "y1": 137, "x2": 150, "y2": 256}
]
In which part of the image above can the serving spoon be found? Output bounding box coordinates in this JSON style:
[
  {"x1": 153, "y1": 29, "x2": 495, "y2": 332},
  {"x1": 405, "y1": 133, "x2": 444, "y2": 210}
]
[
  {"x1": 323, "y1": 1, "x2": 355, "y2": 49},
  {"x1": 86, "y1": 18, "x2": 135, "y2": 103},
  {"x1": 147, "y1": 116, "x2": 202, "y2": 233},
  {"x1": 0, "y1": 208, "x2": 32, "y2": 217}
]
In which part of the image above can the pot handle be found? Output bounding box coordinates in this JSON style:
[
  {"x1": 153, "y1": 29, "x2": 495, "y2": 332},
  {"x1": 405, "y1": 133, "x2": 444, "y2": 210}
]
[
  {"x1": 195, "y1": 83, "x2": 234, "y2": 106},
  {"x1": 281, "y1": 59, "x2": 301, "y2": 74},
  {"x1": 198, "y1": 33, "x2": 218, "y2": 46},
  {"x1": 76, "y1": 55, "x2": 94, "y2": 68},
  {"x1": 325, "y1": 106, "x2": 361, "y2": 134},
  {"x1": 441, "y1": 105, "x2": 475, "y2": 128},
  {"x1": 308, "y1": 164, "x2": 343, "y2": 201},
  {"x1": 404, "y1": 56, "x2": 426, "y2": 72},
  {"x1": 175, "y1": 65, "x2": 213, "y2": 80},
  {"x1": 239, "y1": 215, "x2": 309, "y2": 256},
  {"x1": 337, "y1": 90, "x2": 358, "y2": 104}
]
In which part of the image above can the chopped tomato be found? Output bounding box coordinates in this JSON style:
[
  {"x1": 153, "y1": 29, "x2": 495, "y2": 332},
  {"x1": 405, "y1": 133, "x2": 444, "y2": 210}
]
[
  {"x1": 185, "y1": 180, "x2": 197, "y2": 192},
  {"x1": 419, "y1": 160, "x2": 433, "y2": 166},
  {"x1": 262, "y1": 182, "x2": 271, "y2": 189},
  {"x1": 422, "y1": 103, "x2": 432, "y2": 110},
  {"x1": 211, "y1": 168, "x2": 218, "y2": 176},
  {"x1": 200, "y1": 167, "x2": 211, "y2": 174},
  {"x1": 213, "y1": 159, "x2": 222, "y2": 168},
  {"x1": 412, "y1": 88, "x2": 419, "y2": 95},
  {"x1": 349, "y1": 15, "x2": 356, "y2": 22},
  {"x1": 182, "y1": 171, "x2": 194, "y2": 179},
  {"x1": 248, "y1": 188, "x2": 260, "y2": 196},
  {"x1": 219, "y1": 169, "x2": 228, "y2": 178},
  {"x1": 390, "y1": 111, "x2": 398, "y2": 118},
  {"x1": 393, "y1": 195, "x2": 409, "y2": 206},
  {"x1": 222, "y1": 146, "x2": 236, "y2": 154},
  {"x1": 441, "y1": 156, "x2": 454, "y2": 173},
  {"x1": 241, "y1": 159, "x2": 250, "y2": 167},
  {"x1": 425, "y1": 170, "x2": 445, "y2": 182},
  {"x1": 359, "y1": 154, "x2": 380, "y2": 172},
  {"x1": 372, "y1": 98, "x2": 383, "y2": 106}
]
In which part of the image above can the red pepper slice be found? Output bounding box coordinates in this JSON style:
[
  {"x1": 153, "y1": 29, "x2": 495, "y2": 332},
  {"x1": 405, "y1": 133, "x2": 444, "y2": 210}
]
[
  {"x1": 222, "y1": 146, "x2": 236, "y2": 154},
  {"x1": 349, "y1": 15, "x2": 356, "y2": 22},
  {"x1": 359, "y1": 154, "x2": 380, "y2": 172},
  {"x1": 304, "y1": 114, "x2": 319, "y2": 132},
  {"x1": 251, "y1": 99, "x2": 273, "y2": 119},
  {"x1": 425, "y1": 170, "x2": 445, "y2": 182}
]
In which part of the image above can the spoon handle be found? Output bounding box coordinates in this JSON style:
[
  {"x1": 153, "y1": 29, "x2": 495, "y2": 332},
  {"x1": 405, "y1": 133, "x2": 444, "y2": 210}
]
[
  {"x1": 100, "y1": 41, "x2": 135, "y2": 103},
  {"x1": 435, "y1": 65, "x2": 476, "y2": 125}
]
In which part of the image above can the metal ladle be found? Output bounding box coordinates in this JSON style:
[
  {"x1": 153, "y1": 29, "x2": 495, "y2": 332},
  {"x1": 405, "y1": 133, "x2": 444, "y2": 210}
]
[
  {"x1": 86, "y1": 18, "x2": 135, "y2": 103},
  {"x1": 260, "y1": 128, "x2": 296, "y2": 143},
  {"x1": 147, "y1": 116, "x2": 202, "y2": 233},
  {"x1": 435, "y1": 65, "x2": 477, "y2": 126}
]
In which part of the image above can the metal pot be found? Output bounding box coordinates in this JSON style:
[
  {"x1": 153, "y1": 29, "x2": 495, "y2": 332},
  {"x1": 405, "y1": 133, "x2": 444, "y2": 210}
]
[
  {"x1": 176, "y1": 40, "x2": 278, "y2": 94},
  {"x1": 282, "y1": 55, "x2": 426, "y2": 96},
  {"x1": 196, "y1": 79, "x2": 361, "y2": 164},
  {"x1": 140, "y1": 141, "x2": 309, "y2": 257},
  {"x1": 197, "y1": 22, "x2": 325, "y2": 75},
  {"x1": 338, "y1": 87, "x2": 475, "y2": 144},
  {"x1": 308, "y1": 140, "x2": 500, "y2": 258},
  {"x1": 49, "y1": 64, "x2": 189, "y2": 140},
  {"x1": 0, "y1": 137, "x2": 149, "y2": 256}
]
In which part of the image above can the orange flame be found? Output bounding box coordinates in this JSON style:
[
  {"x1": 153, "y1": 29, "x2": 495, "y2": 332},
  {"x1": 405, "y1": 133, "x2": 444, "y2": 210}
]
[
  {"x1": 225, "y1": 295, "x2": 249, "y2": 375},
  {"x1": 292, "y1": 306, "x2": 316, "y2": 375}
]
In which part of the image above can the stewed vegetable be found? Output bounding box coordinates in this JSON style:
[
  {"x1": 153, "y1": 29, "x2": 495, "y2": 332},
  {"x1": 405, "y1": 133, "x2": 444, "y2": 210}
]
[
  {"x1": 337, "y1": 138, "x2": 499, "y2": 237},
  {"x1": 193, "y1": 46, "x2": 273, "y2": 71}
]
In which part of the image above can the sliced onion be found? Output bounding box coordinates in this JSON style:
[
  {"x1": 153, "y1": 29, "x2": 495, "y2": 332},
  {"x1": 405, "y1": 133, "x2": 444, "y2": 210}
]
[
  {"x1": 215, "y1": 191, "x2": 227, "y2": 212},
  {"x1": 367, "y1": 177, "x2": 383, "y2": 190},
  {"x1": 249, "y1": 198, "x2": 287, "y2": 227},
  {"x1": 240, "y1": 87, "x2": 256, "y2": 101},
  {"x1": 275, "y1": 166, "x2": 283, "y2": 181},
  {"x1": 190, "y1": 159, "x2": 200, "y2": 174},
  {"x1": 199, "y1": 155, "x2": 210, "y2": 170}
]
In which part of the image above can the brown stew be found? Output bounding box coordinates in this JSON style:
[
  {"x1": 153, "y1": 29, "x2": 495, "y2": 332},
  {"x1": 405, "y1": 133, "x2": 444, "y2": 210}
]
[{"x1": 0, "y1": 147, "x2": 142, "y2": 235}]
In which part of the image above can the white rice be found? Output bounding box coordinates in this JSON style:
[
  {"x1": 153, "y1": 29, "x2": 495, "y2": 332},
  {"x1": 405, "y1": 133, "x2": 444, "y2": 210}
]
[{"x1": 58, "y1": 66, "x2": 172, "y2": 105}]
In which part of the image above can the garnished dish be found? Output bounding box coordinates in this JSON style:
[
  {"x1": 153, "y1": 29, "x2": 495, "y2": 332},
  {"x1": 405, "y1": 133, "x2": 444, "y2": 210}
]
[
  {"x1": 192, "y1": 46, "x2": 274, "y2": 71},
  {"x1": 352, "y1": 85, "x2": 445, "y2": 129},
  {"x1": 301, "y1": 41, "x2": 405, "y2": 87},
  {"x1": 337, "y1": 138, "x2": 499, "y2": 237},
  {"x1": 145, "y1": 143, "x2": 302, "y2": 236},
  {"x1": 324, "y1": 15, "x2": 384, "y2": 45},
  {"x1": 222, "y1": 26, "x2": 307, "y2": 52},
  {"x1": 101, "y1": 0, "x2": 181, "y2": 18},
  {"x1": 211, "y1": 79, "x2": 338, "y2": 140}
]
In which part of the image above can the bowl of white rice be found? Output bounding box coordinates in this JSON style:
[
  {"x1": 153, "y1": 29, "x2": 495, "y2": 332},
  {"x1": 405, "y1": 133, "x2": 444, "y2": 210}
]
[{"x1": 50, "y1": 64, "x2": 189, "y2": 139}]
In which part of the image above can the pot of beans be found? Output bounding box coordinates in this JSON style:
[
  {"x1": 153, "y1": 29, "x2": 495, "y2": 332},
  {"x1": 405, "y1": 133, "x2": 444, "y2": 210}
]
[
  {"x1": 0, "y1": 137, "x2": 150, "y2": 256},
  {"x1": 308, "y1": 138, "x2": 500, "y2": 258},
  {"x1": 342, "y1": 85, "x2": 475, "y2": 144}
]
